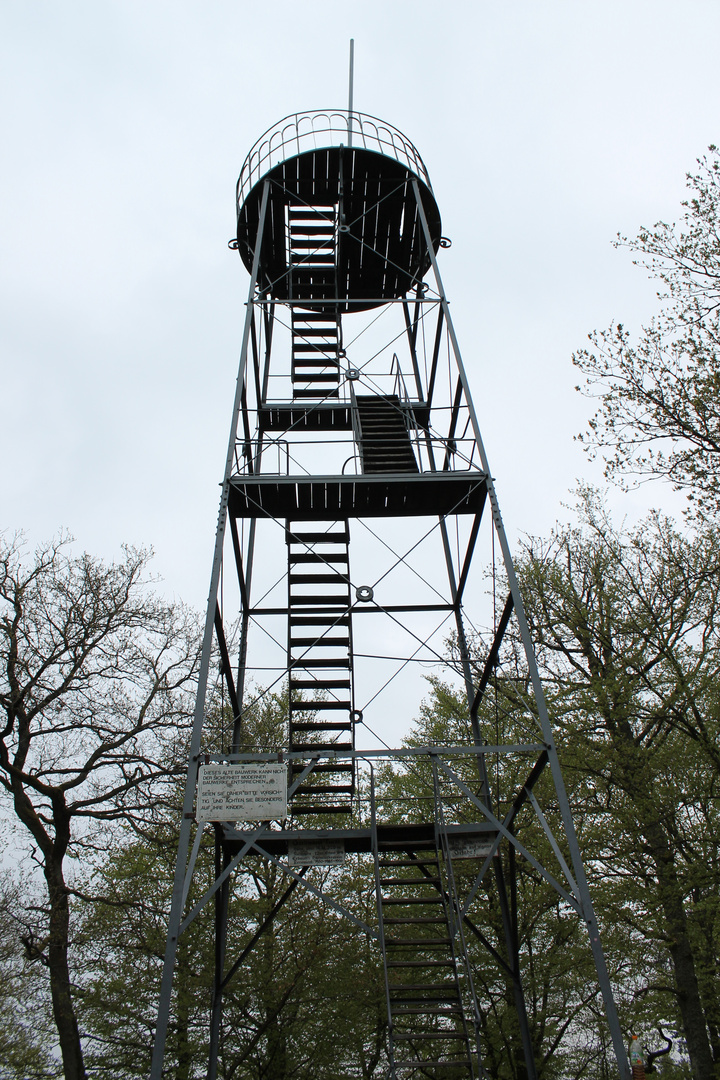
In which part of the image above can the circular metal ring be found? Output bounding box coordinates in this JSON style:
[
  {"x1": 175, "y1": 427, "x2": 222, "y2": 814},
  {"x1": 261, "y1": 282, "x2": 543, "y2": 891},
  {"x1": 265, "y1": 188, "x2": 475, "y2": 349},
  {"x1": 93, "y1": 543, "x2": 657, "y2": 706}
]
[
  {"x1": 346, "y1": 368, "x2": 360, "y2": 381},
  {"x1": 439, "y1": 236, "x2": 452, "y2": 249},
  {"x1": 338, "y1": 224, "x2": 351, "y2": 234},
  {"x1": 351, "y1": 709, "x2": 364, "y2": 725},
  {"x1": 338, "y1": 349, "x2": 347, "y2": 359},
  {"x1": 356, "y1": 585, "x2": 374, "y2": 603},
  {"x1": 227, "y1": 238, "x2": 239, "y2": 250}
]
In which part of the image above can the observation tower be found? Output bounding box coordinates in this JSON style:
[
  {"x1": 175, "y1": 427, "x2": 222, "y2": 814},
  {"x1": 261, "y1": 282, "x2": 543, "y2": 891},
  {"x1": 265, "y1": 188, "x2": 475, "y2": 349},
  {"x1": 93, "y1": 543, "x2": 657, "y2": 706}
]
[{"x1": 151, "y1": 109, "x2": 631, "y2": 1079}]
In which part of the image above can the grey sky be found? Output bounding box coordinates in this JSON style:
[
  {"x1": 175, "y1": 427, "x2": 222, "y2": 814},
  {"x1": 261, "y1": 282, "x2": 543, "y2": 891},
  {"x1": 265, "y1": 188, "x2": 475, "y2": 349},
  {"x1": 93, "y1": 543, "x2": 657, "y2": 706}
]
[{"x1": 1, "y1": 1, "x2": 715, "y2": 608}]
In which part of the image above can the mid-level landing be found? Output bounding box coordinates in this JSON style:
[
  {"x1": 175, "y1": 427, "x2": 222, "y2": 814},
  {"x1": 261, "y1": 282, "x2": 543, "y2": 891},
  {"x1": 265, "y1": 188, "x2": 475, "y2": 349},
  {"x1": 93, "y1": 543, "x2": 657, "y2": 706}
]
[
  {"x1": 228, "y1": 470, "x2": 487, "y2": 519},
  {"x1": 222, "y1": 821, "x2": 497, "y2": 857}
]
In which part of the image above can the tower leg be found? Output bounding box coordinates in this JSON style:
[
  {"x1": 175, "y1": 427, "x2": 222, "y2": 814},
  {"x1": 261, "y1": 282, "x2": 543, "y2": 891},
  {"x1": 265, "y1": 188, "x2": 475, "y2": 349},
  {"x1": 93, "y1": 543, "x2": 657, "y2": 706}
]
[{"x1": 150, "y1": 182, "x2": 270, "y2": 1080}]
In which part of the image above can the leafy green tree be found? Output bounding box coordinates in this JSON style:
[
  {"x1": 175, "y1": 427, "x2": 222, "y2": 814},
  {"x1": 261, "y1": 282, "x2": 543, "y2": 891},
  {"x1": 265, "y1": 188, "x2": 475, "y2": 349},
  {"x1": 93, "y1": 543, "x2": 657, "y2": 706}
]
[
  {"x1": 0, "y1": 534, "x2": 200, "y2": 1080},
  {"x1": 73, "y1": 691, "x2": 388, "y2": 1079},
  {"x1": 0, "y1": 872, "x2": 61, "y2": 1080},
  {"x1": 574, "y1": 148, "x2": 720, "y2": 515},
  {"x1": 514, "y1": 492, "x2": 720, "y2": 1079}
]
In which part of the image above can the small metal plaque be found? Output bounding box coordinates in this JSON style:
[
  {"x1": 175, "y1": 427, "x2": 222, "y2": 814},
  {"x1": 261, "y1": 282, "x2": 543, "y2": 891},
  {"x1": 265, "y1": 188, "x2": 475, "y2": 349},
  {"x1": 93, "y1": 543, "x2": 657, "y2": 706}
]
[
  {"x1": 196, "y1": 764, "x2": 287, "y2": 822},
  {"x1": 287, "y1": 840, "x2": 345, "y2": 867},
  {"x1": 447, "y1": 836, "x2": 495, "y2": 859}
]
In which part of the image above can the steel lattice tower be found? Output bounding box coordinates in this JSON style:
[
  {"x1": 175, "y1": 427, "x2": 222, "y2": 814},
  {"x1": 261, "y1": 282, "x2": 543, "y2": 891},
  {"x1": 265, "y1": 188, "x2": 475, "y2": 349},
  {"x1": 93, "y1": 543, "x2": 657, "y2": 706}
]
[{"x1": 151, "y1": 110, "x2": 631, "y2": 1080}]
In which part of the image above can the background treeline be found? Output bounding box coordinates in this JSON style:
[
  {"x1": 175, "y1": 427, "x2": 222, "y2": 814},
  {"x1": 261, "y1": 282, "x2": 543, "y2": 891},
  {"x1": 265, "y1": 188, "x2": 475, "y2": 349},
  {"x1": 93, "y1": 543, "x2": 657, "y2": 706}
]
[{"x1": 2, "y1": 152, "x2": 720, "y2": 1079}]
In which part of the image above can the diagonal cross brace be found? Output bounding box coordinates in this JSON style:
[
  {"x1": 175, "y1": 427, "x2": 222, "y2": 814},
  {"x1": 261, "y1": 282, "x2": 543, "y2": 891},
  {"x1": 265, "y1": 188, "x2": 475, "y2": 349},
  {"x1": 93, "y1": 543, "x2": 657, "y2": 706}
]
[
  {"x1": 252, "y1": 842, "x2": 379, "y2": 940},
  {"x1": 437, "y1": 759, "x2": 579, "y2": 914},
  {"x1": 470, "y1": 592, "x2": 514, "y2": 719},
  {"x1": 460, "y1": 751, "x2": 549, "y2": 919}
]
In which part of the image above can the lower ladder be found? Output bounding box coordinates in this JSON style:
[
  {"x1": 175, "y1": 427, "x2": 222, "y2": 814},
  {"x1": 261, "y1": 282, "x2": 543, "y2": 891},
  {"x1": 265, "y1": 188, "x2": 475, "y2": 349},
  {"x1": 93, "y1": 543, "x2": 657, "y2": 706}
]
[
  {"x1": 287, "y1": 520, "x2": 355, "y2": 815},
  {"x1": 372, "y1": 811, "x2": 482, "y2": 1076}
]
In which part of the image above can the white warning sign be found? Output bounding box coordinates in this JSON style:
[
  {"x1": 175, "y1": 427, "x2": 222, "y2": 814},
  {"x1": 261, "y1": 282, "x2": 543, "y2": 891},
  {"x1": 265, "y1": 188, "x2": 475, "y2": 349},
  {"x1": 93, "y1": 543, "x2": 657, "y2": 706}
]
[
  {"x1": 196, "y1": 764, "x2": 287, "y2": 822},
  {"x1": 287, "y1": 840, "x2": 345, "y2": 867},
  {"x1": 447, "y1": 836, "x2": 495, "y2": 860}
]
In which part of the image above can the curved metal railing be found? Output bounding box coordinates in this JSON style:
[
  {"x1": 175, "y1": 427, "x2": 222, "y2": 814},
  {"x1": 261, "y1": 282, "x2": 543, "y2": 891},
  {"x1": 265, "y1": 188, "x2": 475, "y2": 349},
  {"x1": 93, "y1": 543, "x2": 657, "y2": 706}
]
[{"x1": 236, "y1": 110, "x2": 433, "y2": 210}]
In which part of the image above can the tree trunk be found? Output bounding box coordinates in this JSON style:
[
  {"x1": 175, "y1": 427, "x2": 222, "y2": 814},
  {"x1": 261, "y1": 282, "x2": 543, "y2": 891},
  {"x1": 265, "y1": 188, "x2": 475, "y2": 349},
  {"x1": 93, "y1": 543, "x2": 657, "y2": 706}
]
[
  {"x1": 45, "y1": 856, "x2": 87, "y2": 1080},
  {"x1": 649, "y1": 849, "x2": 717, "y2": 1080},
  {"x1": 631, "y1": 792, "x2": 716, "y2": 1079}
]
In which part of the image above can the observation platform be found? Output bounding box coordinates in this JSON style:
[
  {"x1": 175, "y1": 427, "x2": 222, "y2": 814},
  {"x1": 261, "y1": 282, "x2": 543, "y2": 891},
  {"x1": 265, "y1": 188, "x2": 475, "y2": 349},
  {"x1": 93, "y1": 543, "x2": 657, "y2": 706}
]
[
  {"x1": 235, "y1": 111, "x2": 442, "y2": 311},
  {"x1": 228, "y1": 470, "x2": 487, "y2": 520}
]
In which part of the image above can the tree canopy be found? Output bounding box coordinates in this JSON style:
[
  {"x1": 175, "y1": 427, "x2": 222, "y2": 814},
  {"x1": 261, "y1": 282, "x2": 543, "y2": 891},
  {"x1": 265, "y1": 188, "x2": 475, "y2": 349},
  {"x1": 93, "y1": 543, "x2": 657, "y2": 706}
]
[
  {"x1": 574, "y1": 148, "x2": 720, "y2": 516},
  {"x1": 0, "y1": 534, "x2": 200, "y2": 1080}
]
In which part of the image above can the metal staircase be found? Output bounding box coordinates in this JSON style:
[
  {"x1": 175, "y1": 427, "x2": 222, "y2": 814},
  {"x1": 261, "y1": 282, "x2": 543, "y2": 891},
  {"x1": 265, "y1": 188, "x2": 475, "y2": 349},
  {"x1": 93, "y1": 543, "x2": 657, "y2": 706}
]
[
  {"x1": 288, "y1": 204, "x2": 341, "y2": 399},
  {"x1": 287, "y1": 520, "x2": 355, "y2": 815},
  {"x1": 356, "y1": 394, "x2": 418, "y2": 473},
  {"x1": 372, "y1": 778, "x2": 483, "y2": 1078}
]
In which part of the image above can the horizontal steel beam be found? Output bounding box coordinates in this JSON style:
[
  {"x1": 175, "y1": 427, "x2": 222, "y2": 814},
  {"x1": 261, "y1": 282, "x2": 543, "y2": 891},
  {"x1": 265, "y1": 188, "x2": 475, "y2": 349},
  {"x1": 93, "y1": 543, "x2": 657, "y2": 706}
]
[{"x1": 198, "y1": 743, "x2": 545, "y2": 763}]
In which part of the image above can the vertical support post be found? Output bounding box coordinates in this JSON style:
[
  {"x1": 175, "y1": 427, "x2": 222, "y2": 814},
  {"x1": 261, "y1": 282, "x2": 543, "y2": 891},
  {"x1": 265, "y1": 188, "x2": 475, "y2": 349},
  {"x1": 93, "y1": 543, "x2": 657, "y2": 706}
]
[
  {"x1": 411, "y1": 178, "x2": 631, "y2": 1080},
  {"x1": 150, "y1": 181, "x2": 271, "y2": 1080},
  {"x1": 347, "y1": 38, "x2": 355, "y2": 147},
  {"x1": 207, "y1": 830, "x2": 230, "y2": 1080}
]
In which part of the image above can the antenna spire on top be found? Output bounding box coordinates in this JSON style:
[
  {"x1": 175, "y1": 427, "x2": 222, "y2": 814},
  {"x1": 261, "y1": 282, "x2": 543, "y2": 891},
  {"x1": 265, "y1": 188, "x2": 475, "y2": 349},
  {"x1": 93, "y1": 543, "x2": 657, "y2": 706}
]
[{"x1": 348, "y1": 38, "x2": 355, "y2": 147}]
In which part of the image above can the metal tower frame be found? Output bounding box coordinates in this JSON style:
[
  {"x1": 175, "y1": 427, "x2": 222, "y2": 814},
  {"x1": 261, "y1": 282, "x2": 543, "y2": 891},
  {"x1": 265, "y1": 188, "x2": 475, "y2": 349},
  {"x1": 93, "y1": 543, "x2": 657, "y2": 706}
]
[{"x1": 151, "y1": 110, "x2": 631, "y2": 1080}]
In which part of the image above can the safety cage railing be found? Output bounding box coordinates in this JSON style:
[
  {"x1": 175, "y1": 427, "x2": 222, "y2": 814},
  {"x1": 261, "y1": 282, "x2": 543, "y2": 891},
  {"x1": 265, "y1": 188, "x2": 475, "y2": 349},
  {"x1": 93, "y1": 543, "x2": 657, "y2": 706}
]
[{"x1": 237, "y1": 110, "x2": 434, "y2": 209}]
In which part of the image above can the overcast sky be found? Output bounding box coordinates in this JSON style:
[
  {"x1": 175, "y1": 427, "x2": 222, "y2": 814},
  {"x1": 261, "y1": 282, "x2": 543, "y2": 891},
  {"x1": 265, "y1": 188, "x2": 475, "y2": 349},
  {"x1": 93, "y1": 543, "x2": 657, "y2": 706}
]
[{"x1": 2, "y1": 1, "x2": 716, "y2": 609}]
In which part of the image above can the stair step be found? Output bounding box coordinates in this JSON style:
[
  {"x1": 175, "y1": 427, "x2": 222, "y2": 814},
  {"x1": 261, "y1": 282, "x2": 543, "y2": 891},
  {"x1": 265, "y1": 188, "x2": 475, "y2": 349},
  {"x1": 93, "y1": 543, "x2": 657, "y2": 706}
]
[
  {"x1": 290, "y1": 721, "x2": 353, "y2": 732},
  {"x1": 288, "y1": 594, "x2": 349, "y2": 605},
  {"x1": 391, "y1": 996, "x2": 461, "y2": 1006},
  {"x1": 289, "y1": 622, "x2": 351, "y2": 630},
  {"x1": 289, "y1": 239, "x2": 334, "y2": 249},
  {"x1": 288, "y1": 218, "x2": 334, "y2": 229},
  {"x1": 290, "y1": 553, "x2": 348, "y2": 564},
  {"x1": 386, "y1": 961, "x2": 455, "y2": 968},
  {"x1": 290, "y1": 658, "x2": 351, "y2": 669},
  {"x1": 287, "y1": 531, "x2": 349, "y2": 544},
  {"x1": 384, "y1": 917, "x2": 447, "y2": 925},
  {"x1": 379, "y1": 860, "x2": 439, "y2": 868},
  {"x1": 382, "y1": 897, "x2": 444, "y2": 905},
  {"x1": 293, "y1": 393, "x2": 341, "y2": 401},
  {"x1": 290, "y1": 574, "x2": 349, "y2": 585},
  {"x1": 290, "y1": 699, "x2": 351, "y2": 710},
  {"x1": 381, "y1": 878, "x2": 441, "y2": 886},
  {"x1": 393, "y1": 1007, "x2": 462, "y2": 1016},
  {"x1": 290, "y1": 742, "x2": 353, "y2": 752},
  {"x1": 292, "y1": 728, "x2": 353, "y2": 740},
  {"x1": 385, "y1": 939, "x2": 452, "y2": 947},
  {"x1": 290, "y1": 251, "x2": 336, "y2": 263},
  {"x1": 393, "y1": 1061, "x2": 472, "y2": 1069},
  {"x1": 290, "y1": 636, "x2": 349, "y2": 647},
  {"x1": 292, "y1": 374, "x2": 340, "y2": 384},
  {"x1": 292, "y1": 344, "x2": 339, "y2": 355},
  {"x1": 291, "y1": 327, "x2": 339, "y2": 337},
  {"x1": 393, "y1": 1032, "x2": 466, "y2": 1041},
  {"x1": 290, "y1": 679, "x2": 351, "y2": 690}
]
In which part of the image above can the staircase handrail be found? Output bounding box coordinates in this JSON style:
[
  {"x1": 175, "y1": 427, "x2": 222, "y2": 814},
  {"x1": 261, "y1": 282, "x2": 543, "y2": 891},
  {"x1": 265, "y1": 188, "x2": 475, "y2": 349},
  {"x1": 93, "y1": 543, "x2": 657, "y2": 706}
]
[{"x1": 432, "y1": 759, "x2": 485, "y2": 1078}]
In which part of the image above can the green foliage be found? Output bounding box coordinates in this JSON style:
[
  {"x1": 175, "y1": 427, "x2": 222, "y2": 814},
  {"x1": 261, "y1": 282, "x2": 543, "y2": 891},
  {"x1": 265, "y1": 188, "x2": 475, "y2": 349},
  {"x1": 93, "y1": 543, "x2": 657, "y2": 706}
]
[
  {"x1": 514, "y1": 491, "x2": 720, "y2": 1077},
  {"x1": 0, "y1": 873, "x2": 61, "y2": 1080}
]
